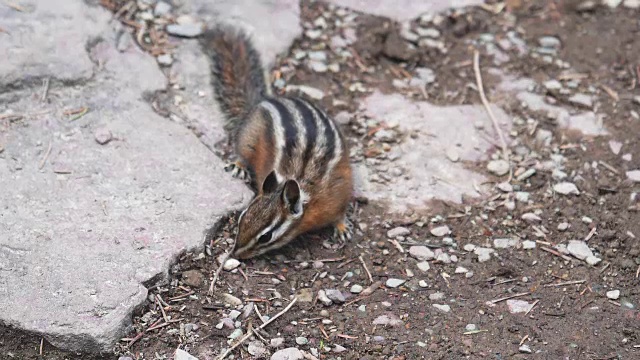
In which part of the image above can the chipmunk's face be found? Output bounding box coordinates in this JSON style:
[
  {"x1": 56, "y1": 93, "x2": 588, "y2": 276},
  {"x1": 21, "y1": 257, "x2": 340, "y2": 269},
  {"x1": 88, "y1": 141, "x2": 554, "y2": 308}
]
[{"x1": 233, "y1": 170, "x2": 305, "y2": 259}]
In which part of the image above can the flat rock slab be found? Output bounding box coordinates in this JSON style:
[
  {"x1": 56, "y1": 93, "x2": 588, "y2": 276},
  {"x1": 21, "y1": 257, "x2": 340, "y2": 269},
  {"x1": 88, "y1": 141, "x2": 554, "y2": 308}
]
[
  {"x1": 0, "y1": 0, "x2": 251, "y2": 353},
  {"x1": 354, "y1": 91, "x2": 511, "y2": 214},
  {"x1": 329, "y1": 0, "x2": 484, "y2": 21},
  {"x1": 159, "y1": 0, "x2": 301, "y2": 151},
  {"x1": 178, "y1": 0, "x2": 301, "y2": 69}
]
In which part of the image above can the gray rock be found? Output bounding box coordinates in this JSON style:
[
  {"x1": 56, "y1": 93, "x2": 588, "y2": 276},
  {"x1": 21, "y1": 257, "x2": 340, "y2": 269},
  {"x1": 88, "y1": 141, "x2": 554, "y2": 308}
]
[
  {"x1": 415, "y1": 27, "x2": 441, "y2": 38},
  {"x1": 624, "y1": 0, "x2": 640, "y2": 9},
  {"x1": 350, "y1": 284, "x2": 363, "y2": 294},
  {"x1": 222, "y1": 294, "x2": 243, "y2": 307},
  {"x1": 372, "y1": 314, "x2": 403, "y2": 326},
  {"x1": 627, "y1": 170, "x2": 640, "y2": 182},
  {"x1": 586, "y1": 256, "x2": 602, "y2": 266},
  {"x1": 308, "y1": 60, "x2": 328, "y2": 73},
  {"x1": 0, "y1": 5, "x2": 260, "y2": 347},
  {"x1": 609, "y1": 140, "x2": 623, "y2": 155},
  {"x1": 519, "y1": 344, "x2": 532, "y2": 354},
  {"x1": 606, "y1": 290, "x2": 620, "y2": 300},
  {"x1": 94, "y1": 127, "x2": 113, "y2": 145},
  {"x1": 521, "y1": 213, "x2": 542, "y2": 223},
  {"x1": 416, "y1": 261, "x2": 431, "y2": 272},
  {"x1": 557, "y1": 222, "x2": 570, "y2": 231},
  {"x1": 487, "y1": 160, "x2": 510, "y2": 176},
  {"x1": 317, "y1": 290, "x2": 333, "y2": 306},
  {"x1": 474, "y1": 247, "x2": 494, "y2": 262},
  {"x1": 554, "y1": 182, "x2": 580, "y2": 195},
  {"x1": 271, "y1": 347, "x2": 304, "y2": 360},
  {"x1": 522, "y1": 240, "x2": 536, "y2": 250},
  {"x1": 157, "y1": 54, "x2": 173, "y2": 66},
  {"x1": 154, "y1": 2, "x2": 172, "y2": 17},
  {"x1": 388, "y1": 226, "x2": 411, "y2": 238},
  {"x1": 308, "y1": 51, "x2": 327, "y2": 62},
  {"x1": 567, "y1": 240, "x2": 593, "y2": 260},
  {"x1": 429, "y1": 292, "x2": 444, "y2": 301},
  {"x1": 327, "y1": 0, "x2": 485, "y2": 21},
  {"x1": 497, "y1": 182, "x2": 513, "y2": 192},
  {"x1": 430, "y1": 225, "x2": 450, "y2": 237},
  {"x1": 432, "y1": 304, "x2": 451, "y2": 313},
  {"x1": 465, "y1": 324, "x2": 477, "y2": 331},
  {"x1": 409, "y1": 246, "x2": 435, "y2": 261},
  {"x1": 463, "y1": 244, "x2": 476, "y2": 252},
  {"x1": 223, "y1": 258, "x2": 241, "y2": 271},
  {"x1": 334, "y1": 344, "x2": 347, "y2": 353},
  {"x1": 270, "y1": 337, "x2": 285, "y2": 348},
  {"x1": 515, "y1": 191, "x2": 530, "y2": 202},
  {"x1": 354, "y1": 91, "x2": 511, "y2": 213},
  {"x1": 494, "y1": 238, "x2": 519, "y2": 249},
  {"x1": 248, "y1": 341, "x2": 267, "y2": 357},
  {"x1": 385, "y1": 278, "x2": 406, "y2": 288},
  {"x1": 295, "y1": 336, "x2": 308, "y2": 345},
  {"x1": 166, "y1": 23, "x2": 203, "y2": 38},
  {"x1": 324, "y1": 289, "x2": 346, "y2": 303},
  {"x1": 568, "y1": 93, "x2": 593, "y2": 108},
  {"x1": 544, "y1": 79, "x2": 562, "y2": 90},
  {"x1": 538, "y1": 36, "x2": 561, "y2": 49},
  {"x1": 174, "y1": 349, "x2": 198, "y2": 360}
]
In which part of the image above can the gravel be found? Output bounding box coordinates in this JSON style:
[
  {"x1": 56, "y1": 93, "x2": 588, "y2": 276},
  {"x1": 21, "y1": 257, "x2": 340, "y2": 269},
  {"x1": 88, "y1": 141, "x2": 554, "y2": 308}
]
[
  {"x1": 271, "y1": 348, "x2": 304, "y2": 360},
  {"x1": 430, "y1": 225, "x2": 450, "y2": 237},
  {"x1": 566, "y1": 240, "x2": 594, "y2": 260}
]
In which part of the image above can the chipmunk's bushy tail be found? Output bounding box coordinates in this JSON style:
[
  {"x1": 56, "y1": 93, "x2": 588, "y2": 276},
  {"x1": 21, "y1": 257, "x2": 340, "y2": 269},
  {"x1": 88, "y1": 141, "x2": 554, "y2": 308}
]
[{"x1": 200, "y1": 26, "x2": 267, "y2": 135}]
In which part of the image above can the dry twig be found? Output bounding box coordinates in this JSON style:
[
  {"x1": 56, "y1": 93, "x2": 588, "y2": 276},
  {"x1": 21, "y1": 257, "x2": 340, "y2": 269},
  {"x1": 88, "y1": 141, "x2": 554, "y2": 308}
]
[
  {"x1": 473, "y1": 50, "x2": 509, "y2": 159},
  {"x1": 208, "y1": 241, "x2": 234, "y2": 296},
  {"x1": 359, "y1": 255, "x2": 373, "y2": 284},
  {"x1": 487, "y1": 292, "x2": 530, "y2": 305}
]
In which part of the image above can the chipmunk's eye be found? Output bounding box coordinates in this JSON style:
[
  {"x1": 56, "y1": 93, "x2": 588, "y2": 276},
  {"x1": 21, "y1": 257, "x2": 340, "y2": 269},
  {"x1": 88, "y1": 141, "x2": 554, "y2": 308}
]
[{"x1": 258, "y1": 231, "x2": 273, "y2": 244}]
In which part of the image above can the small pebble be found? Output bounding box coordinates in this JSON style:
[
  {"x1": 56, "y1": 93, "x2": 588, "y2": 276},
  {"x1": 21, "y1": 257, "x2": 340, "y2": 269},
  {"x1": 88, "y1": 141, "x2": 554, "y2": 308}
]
[
  {"x1": 519, "y1": 344, "x2": 532, "y2": 354},
  {"x1": 166, "y1": 23, "x2": 203, "y2": 38},
  {"x1": 295, "y1": 336, "x2": 308, "y2": 345},
  {"x1": 350, "y1": 284, "x2": 363, "y2": 294},
  {"x1": 223, "y1": 258, "x2": 240, "y2": 271},
  {"x1": 554, "y1": 182, "x2": 580, "y2": 195},
  {"x1": 94, "y1": 127, "x2": 113, "y2": 145},
  {"x1": 522, "y1": 240, "x2": 536, "y2": 250},
  {"x1": 385, "y1": 278, "x2": 406, "y2": 288},
  {"x1": 487, "y1": 159, "x2": 510, "y2": 176},
  {"x1": 430, "y1": 225, "x2": 450, "y2": 237},
  {"x1": 606, "y1": 290, "x2": 620, "y2": 300},
  {"x1": 388, "y1": 226, "x2": 411, "y2": 238},
  {"x1": 416, "y1": 261, "x2": 430, "y2": 272},
  {"x1": 432, "y1": 304, "x2": 451, "y2": 313}
]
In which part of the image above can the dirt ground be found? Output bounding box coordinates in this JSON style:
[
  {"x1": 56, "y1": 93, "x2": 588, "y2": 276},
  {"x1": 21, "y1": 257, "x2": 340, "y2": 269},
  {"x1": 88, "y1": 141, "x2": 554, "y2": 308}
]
[{"x1": 2, "y1": 0, "x2": 640, "y2": 359}]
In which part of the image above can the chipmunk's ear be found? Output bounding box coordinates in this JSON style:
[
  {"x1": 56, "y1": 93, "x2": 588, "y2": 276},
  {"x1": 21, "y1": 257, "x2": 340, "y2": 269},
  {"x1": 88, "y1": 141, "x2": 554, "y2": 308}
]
[
  {"x1": 282, "y1": 179, "x2": 302, "y2": 215},
  {"x1": 262, "y1": 170, "x2": 279, "y2": 194}
]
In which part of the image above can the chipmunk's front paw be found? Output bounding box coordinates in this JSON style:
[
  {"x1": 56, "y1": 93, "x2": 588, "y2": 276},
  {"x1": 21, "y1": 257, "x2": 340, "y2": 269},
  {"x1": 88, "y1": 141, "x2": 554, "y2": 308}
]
[
  {"x1": 331, "y1": 219, "x2": 353, "y2": 248},
  {"x1": 224, "y1": 160, "x2": 250, "y2": 183}
]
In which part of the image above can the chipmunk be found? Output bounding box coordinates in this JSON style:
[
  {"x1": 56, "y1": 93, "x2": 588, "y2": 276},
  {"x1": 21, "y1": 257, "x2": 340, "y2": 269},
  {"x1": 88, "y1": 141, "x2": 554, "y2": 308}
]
[{"x1": 200, "y1": 26, "x2": 354, "y2": 259}]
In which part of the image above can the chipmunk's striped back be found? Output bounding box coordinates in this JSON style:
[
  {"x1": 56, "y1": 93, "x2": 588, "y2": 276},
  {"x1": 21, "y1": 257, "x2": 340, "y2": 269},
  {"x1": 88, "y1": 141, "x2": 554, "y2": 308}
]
[
  {"x1": 201, "y1": 25, "x2": 353, "y2": 259},
  {"x1": 257, "y1": 97, "x2": 346, "y2": 188}
]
